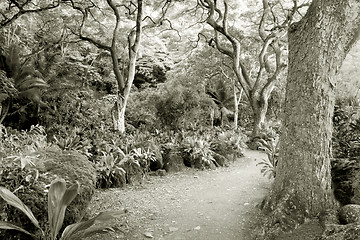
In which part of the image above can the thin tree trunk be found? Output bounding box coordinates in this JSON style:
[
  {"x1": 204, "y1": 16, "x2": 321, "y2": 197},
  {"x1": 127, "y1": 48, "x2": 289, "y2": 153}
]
[
  {"x1": 234, "y1": 86, "x2": 242, "y2": 129},
  {"x1": 210, "y1": 108, "x2": 214, "y2": 127},
  {"x1": 109, "y1": 0, "x2": 143, "y2": 133}
]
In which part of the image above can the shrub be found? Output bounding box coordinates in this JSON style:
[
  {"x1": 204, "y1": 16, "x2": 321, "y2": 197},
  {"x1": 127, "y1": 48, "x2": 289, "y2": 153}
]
[
  {"x1": 95, "y1": 152, "x2": 126, "y2": 189},
  {"x1": 331, "y1": 158, "x2": 360, "y2": 205},
  {"x1": 211, "y1": 128, "x2": 248, "y2": 159},
  {"x1": 0, "y1": 147, "x2": 96, "y2": 240},
  {"x1": 155, "y1": 84, "x2": 214, "y2": 130},
  {"x1": 248, "y1": 121, "x2": 280, "y2": 150},
  {"x1": 182, "y1": 135, "x2": 216, "y2": 169}
]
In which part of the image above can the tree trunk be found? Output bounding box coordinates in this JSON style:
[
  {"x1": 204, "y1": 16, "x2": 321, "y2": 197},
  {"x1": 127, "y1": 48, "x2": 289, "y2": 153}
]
[
  {"x1": 262, "y1": 0, "x2": 360, "y2": 236},
  {"x1": 111, "y1": 96, "x2": 126, "y2": 133},
  {"x1": 251, "y1": 95, "x2": 269, "y2": 137},
  {"x1": 109, "y1": 0, "x2": 143, "y2": 134},
  {"x1": 233, "y1": 86, "x2": 242, "y2": 129}
]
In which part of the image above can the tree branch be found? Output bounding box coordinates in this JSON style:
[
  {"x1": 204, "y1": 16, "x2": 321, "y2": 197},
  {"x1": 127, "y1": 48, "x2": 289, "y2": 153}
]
[{"x1": 1, "y1": 0, "x2": 60, "y2": 28}]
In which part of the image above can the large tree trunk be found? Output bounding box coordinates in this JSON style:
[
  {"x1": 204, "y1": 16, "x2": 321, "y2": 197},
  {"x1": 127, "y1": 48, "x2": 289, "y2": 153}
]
[{"x1": 262, "y1": 0, "x2": 360, "y2": 236}]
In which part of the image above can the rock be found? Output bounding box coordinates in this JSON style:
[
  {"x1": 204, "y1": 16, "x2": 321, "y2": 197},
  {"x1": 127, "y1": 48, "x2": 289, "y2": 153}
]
[
  {"x1": 157, "y1": 169, "x2": 166, "y2": 176},
  {"x1": 318, "y1": 209, "x2": 339, "y2": 228},
  {"x1": 320, "y1": 223, "x2": 360, "y2": 240},
  {"x1": 143, "y1": 231, "x2": 154, "y2": 238},
  {"x1": 120, "y1": 158, "x2": 144, "y2": 185},
  {"x1": 162, "y1": 146, "x2": 185, "y2": 173},
  {"x1": 169, "y1": 227, "x2": 178, "y2": 232},
  {"x1": 204, "y1": 159, "x2": 217, "y2": 170},
  {"x1": 339, "y1": 204, "x2": 360, "y2": 224},
  {"x1": 149, "y1": 169, "x2": 166, "y2": 176},
  {"x1": 41, "y1": 149, "x2": 96, "y2": 226}
]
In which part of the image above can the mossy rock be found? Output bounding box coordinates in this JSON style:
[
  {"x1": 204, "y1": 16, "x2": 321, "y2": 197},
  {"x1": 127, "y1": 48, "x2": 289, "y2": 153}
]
[
  {"x1": 339, "y1": 204, "x2": 360, "y2": 224},
  {"x1": 0, "y1": 148, "x2": 96, "y2": 239},
  {"x1": 120, "y1": 159, "x2": 145, "y2": 185},
  {"x1": 162, "y1": 146, "x2": 185, "y2": 172},
  {"x1": 320, "y1": 223, "x2": 360, "y2": 240},
  {"x1": 41, "y1": 149, "x2": 96, "y2": 225}
]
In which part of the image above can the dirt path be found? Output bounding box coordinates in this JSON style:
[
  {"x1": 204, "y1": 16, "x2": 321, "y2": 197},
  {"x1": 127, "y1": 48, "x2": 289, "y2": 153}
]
[{"x1": 89, "y1": 149, "x2": 272, "y2": 240}]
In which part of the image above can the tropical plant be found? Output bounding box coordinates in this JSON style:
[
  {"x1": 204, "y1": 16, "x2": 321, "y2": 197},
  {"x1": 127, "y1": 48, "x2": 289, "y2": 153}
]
[
  {"x1": 53, "y1": 127, "x2": 92, "y2": 157},
  {"x1": 0, "y1": 45, "x2": 49, "y2": 127},
  {"x1": 182, "y1": 135, "x2": 215, "y2": 168},
  {"x1": 256, "y1": 137, "x2": 279, "y2": 179},
  {"x1": 95, "y1": 151, "x2": 126, "y2": 188},
  {"x1": 206, "y1": 79, "x2": 233, "y2": 126},
  {"x1": 0, "y1": 70, "x2": 17, "y2": 124},
  {"x1": 212, "y1": 129, "x2": 247, "y2": 158},
  {"x1": 131, "y1": 147, "x2": 157, "y2": 165},
  {"x1": 0, "y1": 178, "x2": 126, "y2": 240}
]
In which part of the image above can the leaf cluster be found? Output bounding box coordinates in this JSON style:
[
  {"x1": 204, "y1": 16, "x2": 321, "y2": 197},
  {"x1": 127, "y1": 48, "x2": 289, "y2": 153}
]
[{"x1": 0, "y1": 178, "x2": 126, "y2": 240}]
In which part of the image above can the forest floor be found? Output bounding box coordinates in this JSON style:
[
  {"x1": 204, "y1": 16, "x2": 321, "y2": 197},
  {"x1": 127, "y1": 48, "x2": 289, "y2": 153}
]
[{"x1": 88, "y1": 149, "x2": 273, "y2": 240}]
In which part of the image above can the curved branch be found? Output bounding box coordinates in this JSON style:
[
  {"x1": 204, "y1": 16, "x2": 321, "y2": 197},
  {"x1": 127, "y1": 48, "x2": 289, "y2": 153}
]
[{"x1": 1, "y1": 0, "x2": 60, "y2": 28}]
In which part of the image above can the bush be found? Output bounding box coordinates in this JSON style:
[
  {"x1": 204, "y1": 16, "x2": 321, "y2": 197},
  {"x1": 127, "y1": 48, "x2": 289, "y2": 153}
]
[
  {"x1": 155, "y1": 84, "x2": 214, "y2": 130},
  {"x1": 0, "y1": 148, "x2": 96, "y2": 240},
  {"x1": 182, "y1": 135, "x2": 216, "y2": 169},
  {"x1": 247, "y1": 121, "x2": 280, "y2": 150},
  {"x1": 211, "y1": 128, "x2": 248, "y2": 159}
]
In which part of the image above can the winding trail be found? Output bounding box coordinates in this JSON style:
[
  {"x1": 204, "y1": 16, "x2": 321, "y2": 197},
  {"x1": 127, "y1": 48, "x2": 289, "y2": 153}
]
[{"x1": 89, "y1": 149, "x2": 271, "y2": 240}]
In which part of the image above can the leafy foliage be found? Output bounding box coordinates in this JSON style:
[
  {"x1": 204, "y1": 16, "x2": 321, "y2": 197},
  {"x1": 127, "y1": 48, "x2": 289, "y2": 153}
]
[
  {"x1": 0, "y1": 178, "x2": 126, "y2": 240},
  {"x1": 211, "y1": 128, "x2": 248, "y2": 158},
  {"x1": 182, "y1": 135, "x2": 216, "y2": 169},
  {"x1": 155, "y1": 83, "x2": 215, "y2": 130},
  {"x1": 0, "y1": 70, "x2": 17, "y2": 102},
  {"x1": 256, "y1": 137, "x2": 279, "y2": 179},
  {"x1": 333, "y1": 100, "x2": 360, "y2": 159}
]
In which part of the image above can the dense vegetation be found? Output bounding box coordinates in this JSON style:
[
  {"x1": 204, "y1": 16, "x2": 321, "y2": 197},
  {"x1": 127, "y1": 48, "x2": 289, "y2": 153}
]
[{"x1": 0, "y1": 0, "x2": 359, "y2": 239}]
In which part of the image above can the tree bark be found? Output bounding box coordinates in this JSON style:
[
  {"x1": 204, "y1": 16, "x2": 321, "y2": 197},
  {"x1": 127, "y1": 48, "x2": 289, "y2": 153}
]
[
  {"x1": 251, "y1": 96, "x2": 269, "y2": 137},
  {"x1": 263, "y1": 0, "x2": 360, "y2": 236},
  {"x1": 233, "y1": 87, "x2": 242, "y2": 129}
]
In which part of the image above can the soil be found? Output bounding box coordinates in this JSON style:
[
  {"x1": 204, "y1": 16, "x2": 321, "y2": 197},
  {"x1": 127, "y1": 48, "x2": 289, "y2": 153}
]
[{"x1": 88, "y1": 149, "x2": 272, "y2": 240}]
